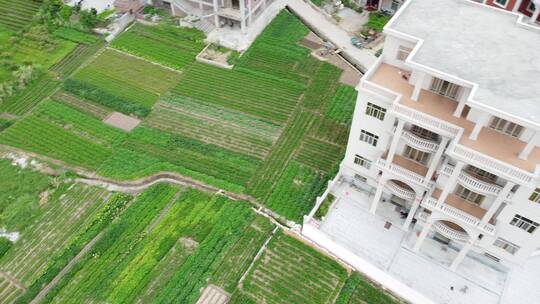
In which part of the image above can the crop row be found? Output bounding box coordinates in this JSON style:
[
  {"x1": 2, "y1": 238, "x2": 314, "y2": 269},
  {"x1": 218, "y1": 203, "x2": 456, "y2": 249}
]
[
  {"x1": 264, "y1": 161, "x2": 326, "y2": 222},
  {"x1": 309, "y1": 116, "x2": 350, "y2": 147},
  {"x1": 243, "y1": 231, "x2": 347, "y2": 304},
  {"x1": 52, "y1": 27, "x2": 98, "y2": 45},
  {"x1": 0, "y1": 75, "x2": 59, "y2": 116},
  {"x1": 247, "y1": 110, "x2": 314, "y2": 200},
  {"x1": 0, "y1": 185, "x2": 110, "y2": 286},
  {"x1": 302, "y1": 62, "x2": 342, "y2": 110},
  {"x1": 147, "y1": 98, "x2": 276, "y2": 159},
  {"x1": 44, "y1": 184, "x2": 180, "y2": 303},
  {"x1": 211, "y1": 216, "x2": 275, "y2": 292},
  {"x1": 34, "y1": 100, "x2": 126, "y2": 147},
  {"x1": 0, "y1": 115, "x2": 112, "y2": 170},
  {"x1": 52, "y1": 91, "x2": 111, "y2": 119},
  {"x1": 152, "y1": 196, "x2": 254, "y2": 304},
  {"x1": 174, "y1": 64, "x2": 303, "y2": 124},
  {"x1": 296, "y1": 137, "x2": 342, "y2": 172},
  {"x1": 335, "y1": 273, "x2": 398, "y2": 304},
  {"x1": 0, "y1": 0, "x2": 41, "y2": 30},
  {"x1": 324, "y1": 84, "x2": 358, "y2": 124},
  {"x1": 50, "y1": 41, "x2": 104, "y2": 78}
]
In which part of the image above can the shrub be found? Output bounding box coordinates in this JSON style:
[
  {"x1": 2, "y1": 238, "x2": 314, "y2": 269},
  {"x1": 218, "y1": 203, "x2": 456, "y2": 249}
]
[
  {"x1": 365, "y1": 12, "x2": 390, "y2": 32},
  {"x1": 0, "y1": 237, "x2": 12, "y2": 259}
]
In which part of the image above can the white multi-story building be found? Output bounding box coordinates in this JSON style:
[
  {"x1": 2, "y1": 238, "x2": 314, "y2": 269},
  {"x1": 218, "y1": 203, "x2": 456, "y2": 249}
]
[{"x1": 309, "y1": 0, "x2": 540, "y2": 276}]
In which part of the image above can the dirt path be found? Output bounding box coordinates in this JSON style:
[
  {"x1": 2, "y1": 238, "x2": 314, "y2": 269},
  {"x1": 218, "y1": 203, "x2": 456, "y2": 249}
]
[
  {"x1": 0, "y1": 272, "x2": 26, "y2": 291},
  {"x1": 29, "y1": 231, "x2": 104, "y2": 304}
]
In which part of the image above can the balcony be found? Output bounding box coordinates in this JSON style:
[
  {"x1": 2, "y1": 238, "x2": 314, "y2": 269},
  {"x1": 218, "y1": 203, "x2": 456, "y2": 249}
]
[
  {"x1": 402, "y1": 129, "x2": 439, "y2": 153},
  {"x1": 367, "y1": 63, "x2": 539, "y2": 184},
  {"x1": 433, "y1": 221, "x2": 469, "y2": 242},
  {"x1": 422, "y1": 188, "x2": 495, "y2": 233},
  {"x1": 385, "y1": 180, "x2": 416, "y2": 201},
  {"x1": 218, "y1": 7, "x2": 242, "y2": 20},
  {"x1": 377, "y1": 154, "x2": 429, "y2": 186}
]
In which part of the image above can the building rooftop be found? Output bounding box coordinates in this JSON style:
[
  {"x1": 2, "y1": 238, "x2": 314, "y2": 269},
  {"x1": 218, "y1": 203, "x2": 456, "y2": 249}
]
[{"x1": 387, "y1": 0, "x2": 540, "y2": 125}]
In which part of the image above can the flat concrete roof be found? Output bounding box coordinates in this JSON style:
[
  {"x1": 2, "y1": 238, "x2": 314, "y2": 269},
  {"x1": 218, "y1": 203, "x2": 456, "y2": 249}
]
[{"x1": 387, "y1": 0, "x2": 540, "y2": 124}]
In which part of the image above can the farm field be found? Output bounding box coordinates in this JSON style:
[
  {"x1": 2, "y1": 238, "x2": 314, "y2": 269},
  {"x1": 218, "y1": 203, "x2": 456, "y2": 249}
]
[
  {"x1": 0, "y1": 0, "x2": 41, "y2": 31},
  {"x1": 0, "y1": 10, "x2": 356, "y2": 222}
]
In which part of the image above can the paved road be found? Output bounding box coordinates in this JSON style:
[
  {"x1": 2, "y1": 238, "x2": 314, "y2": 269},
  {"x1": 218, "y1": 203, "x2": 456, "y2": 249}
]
[{"x1": 287, "y1": 0, "x2": 377, "y2": 73}]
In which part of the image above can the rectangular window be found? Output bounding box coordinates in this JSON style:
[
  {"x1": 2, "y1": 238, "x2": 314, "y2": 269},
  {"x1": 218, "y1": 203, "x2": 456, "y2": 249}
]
[
  {"x1": 529, "y1": 188, "x2": 540, "y2": 203},
  {"x1": 404, "y1": 145, "x2": 429, "y2": 165},
  {"x1": 455, "y1": 184, "x2": 485, "y2": 205},
  {"x1": 467, "y1": 166, "x2": 497, "y2": 183},
  {"x1": 397, "y1": 46, "x2": 412, "y2": 61},
  {"x1": 489, "y1": 117, "x2": 524, "y2": 137},
  {"x1": 359, "y1": 130, "x2": 379, "y2": 146},
  {"x1": 494, "y1": 238, "x2": 520, "y2": 255},
  {"x1": 354, "y1": 174, "x2": 367, "y2": 183},
  {"x1": 354, "y1": 155, "x2": 372, "y2": 169},
  {"x1": 411, "y1": 125, "x2": 439, "y2": 141},
  {"x1": 430, "y1": 77, "x2": 461, "y2": 100},
  {"x1": 510, "y1": 214, "x2": 539, "y2": 233},
  {"x1": 365, "y1": 102, "x2": 386, "y2": 120},
  {"x1": 527, "y1": 2, "x2": 536, "y2": 12},
  {"x1": 494, "y1": 0, "x2": 507, "y2": 7}
]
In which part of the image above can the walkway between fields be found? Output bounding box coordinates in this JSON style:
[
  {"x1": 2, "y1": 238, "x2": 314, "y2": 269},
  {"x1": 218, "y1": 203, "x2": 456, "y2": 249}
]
[
  {"x1": 286, "y1": 0, "x2": 377, "y2": 73},
  {"x1": 29, "y1": 231, "x2": 105, "y2": 304}
]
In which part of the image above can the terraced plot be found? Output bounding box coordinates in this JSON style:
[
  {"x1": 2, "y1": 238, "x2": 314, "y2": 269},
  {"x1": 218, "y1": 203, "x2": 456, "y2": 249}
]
[
  {"x1": 147, "y1": 94, "x2": 281, "y2": 159},
  {"x1": 336, "y1": 273, "x2": 398, "y2": 304},
  {"x1": 0, "y1": 100, "x2": 126, "y2": 170},
  {"x1": 111, "y1": 23, "x2": 206, "y2": 70},
  {"x1": 68, "y1": 49, "x2": 182, "y2": 116},
  {"x1": 241, "y1": 231, "x2": 347, "y2": 304},
  {"x1": 174, "y1": 63, "x2": 304, "y2": 125},
  {"x1": 50, "y1": 41, "x2": 105, "y2": 78},
  {"x1": 0, "y1": 75, "x2": 59, "y2": 116},
  {"x1": 0, "y1": 0, "x2": 41, "y2": 31},
  {"x1": 296, "y1": 137, "x2": 343, "y2": 172}
]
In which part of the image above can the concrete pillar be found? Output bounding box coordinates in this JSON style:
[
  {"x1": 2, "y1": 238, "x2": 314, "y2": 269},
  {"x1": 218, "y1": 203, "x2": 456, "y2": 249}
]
[
  {"x1": 411, "y1": 72, "x2": 426, "y2": 101},
  {"x1": 519, "y1": 132, "x2": 539, "y2": 160},
  {"x1": 436, "y1": 161, "x2": 464, "y2": 207},
  {"x1": 480, "y1": 181, "x2": 514, "y2": 227},
  {"x1": 370, "y1": 176, "x2": 386, "y2": 214},
  {"x1": 239, "y1": 0, "x2": 247, "y2": 33},
  {"x1": 450, "y1": 238, "x2": 475, "y2": 271},
  {"x1": 424, "y1": 137, "x2": 449, "y2": 184},
  {"x1": 403, "y1": 194, "x2": 423, "y2": 230},
  {"x1": 247, "y1": 0, "x2": 252, "y2": 25},
  {"x1": 453, "y1": 91, "x2": 468, "y2": 118},
  {"x1": 213, "y1": 0, "x2": 219, "y2": 27},
  {"x1": 413, "y1": 218, "x2": 433, "y2": 252},
  {"x1": 469, "y1": 112, "x2": 491, "y2": 140},
  {"x1": 386, "y1": 120, "x2": 405, "y2": 166}
]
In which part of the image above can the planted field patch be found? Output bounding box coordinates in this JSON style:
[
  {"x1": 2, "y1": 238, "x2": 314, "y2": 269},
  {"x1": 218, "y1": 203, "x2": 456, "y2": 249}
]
[
  {"x1": 247, "y1": 110, "x2": 314, "y2": 200},
  {"x1": 336, "y1": 273, "x2": 398, "y2": 304},
  {"x1": 296, "y1": 137, "x2": 343, "y2": 172},
  {"x1": 52, "y1": 91, "x2": 111, "y2": 119},
  {"x1": 98, "y1": 126, "x2": 260, "y2": 192},
  {"x1": 52, "y1": 27, "x2": 98, "y2": 44},
  {"x1": 302, "y1": 63, "x2": 342, "y2": 110},
  {"x1": 50, "y1": 41, "x2": 104, "y2": 78},
  {"x1": 0, "y1": 184, "x2": 111, "y2": 290},
  {"x1": 69, "y1": 49, "x2": 182, "y2": 115},
  {"x1": 0, "y1": 0, "x2": 41, "y2": 31},
  {"x1": 0, "y1": 101, "x2": 125, "y2": 170},
  {"x1": 111, "y1": 23, "x2": 206, "y2": 70},
  {"x1": 309, "y1": 116, "x2": 350, "y2": 147},
  {"x1": 0, "y1": 75, "x2": 59, "y2": 116},
  {"x1": 147, "y1": 94, "x2": 280, "y2": 159},
  {"x1": 265, "y1": 161, "x2": 326, "y2": 221},
  {"x1": 324, "y1": 84, "x2": 357, "y2": 124},
  {"x1": 174, "y1": 63, "x2": 303, "y2": 124},
  {"x1": 242, "y1": 231, "x2": 347, "y2": 304}
]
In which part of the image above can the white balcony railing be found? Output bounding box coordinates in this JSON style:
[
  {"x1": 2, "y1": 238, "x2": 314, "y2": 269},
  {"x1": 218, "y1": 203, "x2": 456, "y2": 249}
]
[
  {"x1": 385, "y1": 180, "x2": 416, "y2": 201},
  {"x1": 402, "y1": 130, "x2": 439, "y2": 153},
  {"x1": 391, "y1": 104, "x2": 462, "y2": 137},
  {"x1": 457, "y1": 171, "x2": 502, "y2": 196},
  {"x1": 450, "y1": 144, "x2": 535, "y2": 185},
  {"x1": 433, "y1": 221, "x2": 469, "y2": 242},
  {"x1": 376, "y1": 158, "x2": 428, "y2": 185},
  {"x1": 422, "y1": 197, "x2": 495, "y2": 233}
]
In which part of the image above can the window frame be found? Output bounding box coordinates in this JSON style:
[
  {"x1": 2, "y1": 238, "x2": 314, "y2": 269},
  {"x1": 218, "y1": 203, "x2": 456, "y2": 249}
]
[
  {"x1": 493, "y1": 0, "x2": 508, "y2": 8},
  {"x1": 493, "y1": 237, "x2": 520, "y2": 255},
  {"x1": 455, "y1": 184, "x2": 485, "y2": 205},
  {"x1": 510, "y1": 214, "x2": 539, "y2": 233},
  {"x1": 489, "y1": 117, "x2": 524, "y2": 138},
  {"x1": 354, "y1": 154, "x2": 372, "y2": 169},
  {"x1": 365, "y1": 102, "x2": 386, "y2": 121},
  {"x1": 359, "y1": 130, "x2": 379, "y2": 147},
  {"x1": 404, "y1": 145, "x2": 429, "y2": 165},
  {"x1": 529, "y1": 188, "x2": 540, "y2": 203}
]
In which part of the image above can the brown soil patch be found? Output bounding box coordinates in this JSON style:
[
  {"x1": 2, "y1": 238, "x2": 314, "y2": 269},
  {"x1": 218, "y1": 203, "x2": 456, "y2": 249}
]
[{"x1": 103, "y1": 112, "x2": 141, "y2": 131}]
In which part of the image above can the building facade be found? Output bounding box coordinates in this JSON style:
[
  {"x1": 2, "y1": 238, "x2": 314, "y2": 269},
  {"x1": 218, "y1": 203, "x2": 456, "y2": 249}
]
[
  {"x1": 480, "y1": 0, "x2": 540, "y2": 23},
  {"x1": 330, "y1": 0, "x2": 540, "y2": 271}
]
